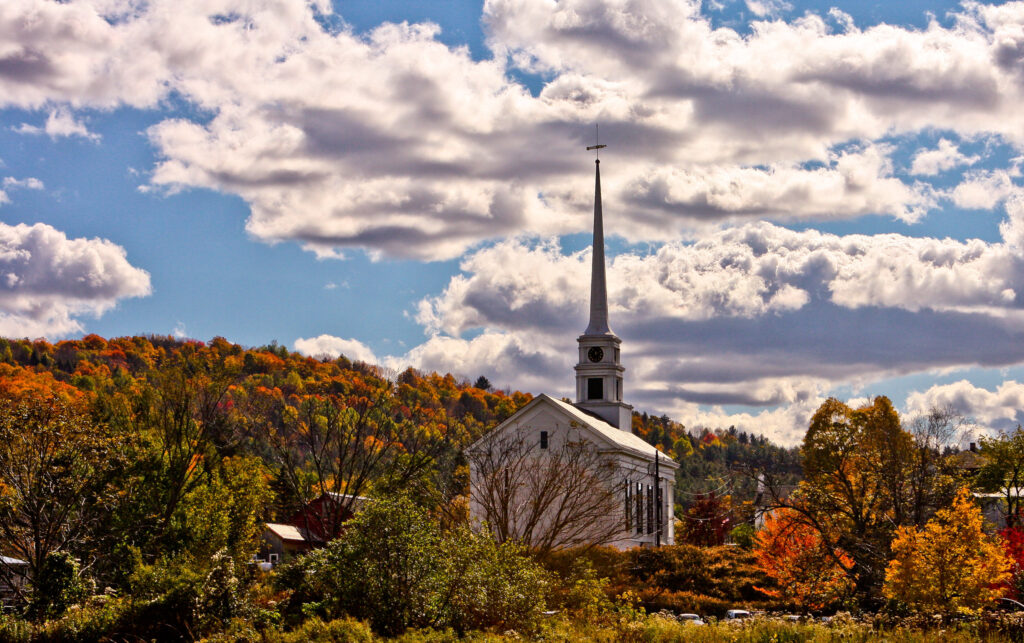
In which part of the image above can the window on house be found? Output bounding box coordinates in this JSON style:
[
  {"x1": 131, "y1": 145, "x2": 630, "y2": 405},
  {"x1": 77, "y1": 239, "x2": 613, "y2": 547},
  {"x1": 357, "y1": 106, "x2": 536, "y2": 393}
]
[
  {"x1": 269, "y1": 553, "x2": 279, "y2": 564},
  {"x1": 655, "y1": 484, "x2": 663, "y2": 537},
  {"x1": 624, "y1": 480, "x2": 632, "y2": 531},
  {"x1": 646, "y1": 484, "x2": 654, "y2": 535},
  {"x1": 588, "y1": 377, "x2": 603, "y2": 400},
  {"x1": 635, "y1": 482, "x2": 644, "y2": 535},
  {"x1": 540, "y1": 430, "x2": 548, "y2": 449}
]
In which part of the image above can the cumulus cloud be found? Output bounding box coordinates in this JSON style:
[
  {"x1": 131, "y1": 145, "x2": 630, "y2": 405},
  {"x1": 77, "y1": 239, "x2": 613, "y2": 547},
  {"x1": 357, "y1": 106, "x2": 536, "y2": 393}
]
[
  {"x1": 950, "y1": 168, "x2": 1019, "y2": 209},
  {"x1": 905, "y1": 379, "x2": 1024, "y2": 435},
  {"x1": 0, "y1": 222, "x2": 151, "y2": 337},
  {"x1": 15, "y1": 108, "x2": 100, "y2": 141},
  {"x1": 910, "y1": 138, "x2": 981, "y2": 175},
  {"x1": 0, "y1": 176, "x2": 43, "y2": 207},
  {"x1": 745, "y1": 0, "x2": 792, "y2": 18},
  {"x1": 399, "y1": 209, "x2": 1024, "y2": 443},
  {"x1": 11, "y1": 0, "x2": 1024, "y2": 257},
  {"x1": 293, "y1": 334, "x2": 378, "y2": 364}
]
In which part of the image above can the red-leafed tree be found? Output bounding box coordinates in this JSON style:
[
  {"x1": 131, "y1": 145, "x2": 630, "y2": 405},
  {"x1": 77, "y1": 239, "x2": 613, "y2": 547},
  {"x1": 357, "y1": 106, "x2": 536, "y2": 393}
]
[
  {"x1": 679, "y1": 492, "x2": 732, "y2": 547},
  {"x1": 1000, "y1": 526, "x2": 1024, "y2": 600},
  {"x1": 754, "y1": 508, "x2": 854, "y2": 610}
]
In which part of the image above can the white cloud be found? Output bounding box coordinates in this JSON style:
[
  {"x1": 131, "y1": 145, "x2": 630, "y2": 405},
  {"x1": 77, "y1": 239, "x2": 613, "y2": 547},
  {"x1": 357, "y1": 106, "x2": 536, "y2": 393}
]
[
  {"x1": 15, "y1": 108, "x2": 100, "y2": 140},
  {"x1": 2, "y1": 177, "x2": 43, "y2": 190},
  {"x1": 172, "y1": 321, "x2": 187, "y2": 339},
  {"x1": 0, "y1": 222, "x2": 151, "y2": 337},
  {"x1": 14, "y1": 0, "x2": 1024, "y2": 257},
  {"x1": 745, "y1": 0, "x2": 792, "y2": 18},
  {"x1": 44, "y1": 108, "x2": 100, "y2": 141},
  {"x1": 293, "y1": 334, "x2": 378, "y2": 364},
  {"x1": 0, "y1": 177, "x2": 43, "y2": 208},
  {"x1": 950, "y1": 168, "x2": 1019, "y2": 209},
  {"x1": 397, "y1": 210, "x2": 1024, "y2": 444},
  {"x1": 905, "y1": 379, "x2": 1024, "y2": 435},
  {"x1": 910, "y1": 138, "x2": 981, "y2": 175}
]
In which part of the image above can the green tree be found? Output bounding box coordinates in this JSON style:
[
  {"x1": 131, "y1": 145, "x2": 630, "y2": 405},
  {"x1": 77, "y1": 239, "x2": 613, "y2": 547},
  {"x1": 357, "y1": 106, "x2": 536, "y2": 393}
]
[
  {"x1": 0, "y1": 394, "x2": 118, "y2": 605},
  {"x1": 977, "y1": 426, "x2": 1024, "y2": 529},
  {"x1": 26, "y1": 551, "x2": 93, "y2": 621},
  {"x1": 277, "y1": 494, "x2": 548, "y2": 636}
]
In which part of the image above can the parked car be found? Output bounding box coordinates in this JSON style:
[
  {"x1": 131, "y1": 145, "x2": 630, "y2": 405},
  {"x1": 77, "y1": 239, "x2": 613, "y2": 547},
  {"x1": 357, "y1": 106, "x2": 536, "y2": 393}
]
[
  {"x1": 726, "y1": 609, "x2": 752, "y2": 620},
  {"x1": 678, "y1": 613, "x2": 705, "y2": 625}
]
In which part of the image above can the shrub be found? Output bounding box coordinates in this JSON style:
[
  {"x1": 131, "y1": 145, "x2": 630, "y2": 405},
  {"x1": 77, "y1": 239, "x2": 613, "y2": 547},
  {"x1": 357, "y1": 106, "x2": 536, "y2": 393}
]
[
  {"x1": 26, "y1": 552, "x2": 94, "y2": 622},
  {"x1": 275, "y1": 494, "x2": 548, "y2": 637}
]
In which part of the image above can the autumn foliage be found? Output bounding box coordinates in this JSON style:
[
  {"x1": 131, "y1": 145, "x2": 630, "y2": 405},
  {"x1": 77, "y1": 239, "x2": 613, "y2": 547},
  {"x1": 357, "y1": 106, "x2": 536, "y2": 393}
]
[
  {"x1": 753, "y1": 508, "x2": 853, "y2": 610},
  {"x1": 884, "y1": 487, "x2": 1011, "y2": 615}
]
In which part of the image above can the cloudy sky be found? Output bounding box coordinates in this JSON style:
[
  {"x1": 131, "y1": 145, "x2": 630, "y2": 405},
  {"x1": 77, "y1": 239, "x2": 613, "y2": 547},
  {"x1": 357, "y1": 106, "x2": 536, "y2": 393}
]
[{"x1": 5, "y1": 0, "x2": 1024, "y2": 444}]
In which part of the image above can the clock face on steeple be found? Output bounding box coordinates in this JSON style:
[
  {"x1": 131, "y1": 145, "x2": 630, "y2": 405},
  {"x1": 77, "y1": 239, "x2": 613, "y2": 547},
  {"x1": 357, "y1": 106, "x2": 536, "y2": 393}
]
[{"x1": 587, "y1": 347, "x2": 604, "y2": 363}]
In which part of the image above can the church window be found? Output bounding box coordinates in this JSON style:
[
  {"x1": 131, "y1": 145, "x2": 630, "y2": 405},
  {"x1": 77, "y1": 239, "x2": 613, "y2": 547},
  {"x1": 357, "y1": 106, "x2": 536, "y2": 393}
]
[
  {"x1": 655, "y1": 484, "x2": 663, "y2": 537},
  {"x1": 624, "y1": 480, "x2": 632, "y2": 531},
  {"x1": 635, "y1": 482, "x2": 644, "y2": 535},
  {"x1": 587, "y1": 377, "x2": 603, "y2": 400},
  {"x1": 540, "y1": 431, "x2": 548, "y2": 449},
  {"x1": 616, "y1": 379, "x2": 621, "y2": 401},
  {"x1": 646, "y1": 484, "x2": 654, "y2": 534}
]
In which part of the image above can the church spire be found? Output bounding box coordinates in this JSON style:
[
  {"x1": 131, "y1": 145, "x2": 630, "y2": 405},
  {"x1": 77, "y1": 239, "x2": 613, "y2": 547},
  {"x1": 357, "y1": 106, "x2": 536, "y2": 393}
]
[
  {"x1": 585, "y1": 159, "x2": 612, "y2": 336},
  {"x1": 575, "y1": 133, "x2": 632, "y2": 431}
]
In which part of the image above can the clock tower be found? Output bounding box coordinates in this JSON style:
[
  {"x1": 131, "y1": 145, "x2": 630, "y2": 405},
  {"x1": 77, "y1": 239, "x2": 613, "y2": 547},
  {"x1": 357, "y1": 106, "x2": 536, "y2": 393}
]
[{"x1": 574, "y1": 153, "x2": 633, "y2": 430}]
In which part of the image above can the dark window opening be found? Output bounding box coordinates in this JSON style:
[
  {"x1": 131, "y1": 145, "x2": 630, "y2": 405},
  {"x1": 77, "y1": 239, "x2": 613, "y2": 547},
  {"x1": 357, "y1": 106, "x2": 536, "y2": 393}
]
[
  {"x1": 656, "y1": 485, "x2": 663, "y2": 537},
  {"x1": 635, "y1": 482, "x2": 644, "y2": 535},
  {"x1": 646, "y1": 485, "x2": 654, "y2": 535},
  {"x1": 540, "y1": 431, "x2": 548, "y2": 449},
  {"x1": 624, "y1": 480, "x2": 632, "y2": 531},
  {"x1": 616, "y1": 379, "x2": 622, "y2": 401},
  {"x1": 587, "y1": 377, "x2": 603, "y2": 400}
]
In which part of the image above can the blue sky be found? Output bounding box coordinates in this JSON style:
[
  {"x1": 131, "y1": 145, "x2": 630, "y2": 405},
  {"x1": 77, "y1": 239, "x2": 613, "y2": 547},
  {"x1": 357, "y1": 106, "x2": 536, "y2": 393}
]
[{"x1": 3, "y1": 0, "x2": 1024, "y2": 443}]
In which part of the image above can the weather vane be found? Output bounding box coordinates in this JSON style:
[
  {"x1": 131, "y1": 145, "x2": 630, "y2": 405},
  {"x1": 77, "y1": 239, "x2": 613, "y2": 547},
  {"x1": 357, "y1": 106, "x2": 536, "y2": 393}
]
[{"x1": 586, "y1": 124, "x2": 606, "y2": 160}]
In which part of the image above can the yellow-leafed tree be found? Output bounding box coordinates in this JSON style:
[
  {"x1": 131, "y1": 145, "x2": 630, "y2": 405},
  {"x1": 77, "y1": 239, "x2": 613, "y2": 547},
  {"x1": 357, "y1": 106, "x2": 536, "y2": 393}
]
[{"x1": 884, "y1": 487, "x2": 1011, "y2": 614}]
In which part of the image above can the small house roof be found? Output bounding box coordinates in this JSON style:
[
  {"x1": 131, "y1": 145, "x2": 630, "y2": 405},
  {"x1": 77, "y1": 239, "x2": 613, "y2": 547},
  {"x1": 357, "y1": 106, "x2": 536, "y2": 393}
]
[
  {"x1": 0, "y1": 556, "x2": 26, "y2": 566},
  {"x1": 265, "y1": 523, "x2": 308, "y2": 542}
]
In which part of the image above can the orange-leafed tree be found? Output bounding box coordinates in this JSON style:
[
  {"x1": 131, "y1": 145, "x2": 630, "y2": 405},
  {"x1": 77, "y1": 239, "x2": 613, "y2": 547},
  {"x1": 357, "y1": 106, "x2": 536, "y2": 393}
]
[
  {"x1": 754, "y1": 508, "x2": 854, "y2": 610},
  {"x1": 884, "y1": 487, "x2": 1011, "y2": 615}
]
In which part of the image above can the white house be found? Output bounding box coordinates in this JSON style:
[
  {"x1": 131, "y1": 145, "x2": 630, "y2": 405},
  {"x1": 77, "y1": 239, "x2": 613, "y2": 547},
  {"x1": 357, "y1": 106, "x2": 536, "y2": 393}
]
[{"x1": 467, "y1": 153, "x2": 678, "y2": 549}]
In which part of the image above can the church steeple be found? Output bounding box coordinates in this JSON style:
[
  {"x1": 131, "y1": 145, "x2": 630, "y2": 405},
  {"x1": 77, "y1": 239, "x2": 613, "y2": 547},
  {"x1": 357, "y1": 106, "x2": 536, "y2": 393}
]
[
  {"x1": 585, "y1": 160, "x2": 612, "y2": 336},
  {"x1": 574, "y1": 139, "x2": 633, "y2": 430}
]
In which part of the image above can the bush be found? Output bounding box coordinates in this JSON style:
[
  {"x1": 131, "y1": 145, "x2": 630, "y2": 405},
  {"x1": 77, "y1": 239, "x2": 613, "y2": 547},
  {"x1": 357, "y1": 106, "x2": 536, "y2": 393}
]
[
  {"x1": 27, "y1": 552, "x2": 94, "y2": 621},
  {"x1": 443, "y1": 527, "x2": 549, "y2": 633},
  {"x1": 276, "y1": 493, "x2": 548, "y2": 637}
]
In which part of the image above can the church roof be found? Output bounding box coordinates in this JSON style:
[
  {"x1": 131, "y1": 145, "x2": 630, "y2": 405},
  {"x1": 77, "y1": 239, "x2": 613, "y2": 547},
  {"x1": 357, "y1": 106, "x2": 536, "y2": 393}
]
[
  {"x1": 544, "y1": 395, "x2": 678, "y2": 468},
  {"x1": 470, "y1": 393, "x2": 678, "y2": 469}
]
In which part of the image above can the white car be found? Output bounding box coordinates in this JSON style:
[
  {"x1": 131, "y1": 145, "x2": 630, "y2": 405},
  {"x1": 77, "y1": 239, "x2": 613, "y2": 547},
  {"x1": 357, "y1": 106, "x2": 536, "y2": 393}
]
[
  {"x1": 726, "y1": 609, "x2": 752, "y2": 620},
  {"x1": 678, "y1": 613, "x2": 705, "y2": 625}
]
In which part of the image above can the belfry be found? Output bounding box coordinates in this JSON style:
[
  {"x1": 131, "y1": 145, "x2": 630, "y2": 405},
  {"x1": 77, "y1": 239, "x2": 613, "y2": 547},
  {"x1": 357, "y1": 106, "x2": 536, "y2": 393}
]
[{"x1": 573, "y1": 155, "x2": 633, "y2": 430}]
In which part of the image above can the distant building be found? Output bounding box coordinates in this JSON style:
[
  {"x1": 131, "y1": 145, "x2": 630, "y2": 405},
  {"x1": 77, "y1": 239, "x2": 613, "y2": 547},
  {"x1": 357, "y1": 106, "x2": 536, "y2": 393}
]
[
  {"x1": 467, "y1": 153, "x2": 678, "y2": 549},
  {"x1": 287, "y1": 492, "x2": 369, "y2": 542},
  {"x1": 0, "y1": 556, "x2": 27, "y2": 603},
  {"x1": 258, "y1": 492, "x2": 369, "y2": 565}
]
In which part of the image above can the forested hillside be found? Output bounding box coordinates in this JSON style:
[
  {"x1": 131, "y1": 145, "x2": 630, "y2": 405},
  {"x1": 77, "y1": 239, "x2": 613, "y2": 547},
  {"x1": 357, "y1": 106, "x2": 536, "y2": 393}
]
[
  {"x1": 0, "y1": 333, "x2": 798, "y2": 507},
  {"x1": 3, "y1": 335, "x2": 1024, "y2": 641}
]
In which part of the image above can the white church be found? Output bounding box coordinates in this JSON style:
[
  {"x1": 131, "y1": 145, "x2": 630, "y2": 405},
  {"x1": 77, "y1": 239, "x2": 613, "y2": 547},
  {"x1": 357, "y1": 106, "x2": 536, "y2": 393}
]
[{"x1": 467, "y1": 152, "x2": 678, "y2": 550}]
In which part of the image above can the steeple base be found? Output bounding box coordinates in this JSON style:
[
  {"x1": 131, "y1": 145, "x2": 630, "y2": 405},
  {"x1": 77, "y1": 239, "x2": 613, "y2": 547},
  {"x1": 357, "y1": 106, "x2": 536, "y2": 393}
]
[{"x1": 574, "y1": 400, "x2": 633, "y2": 431}]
